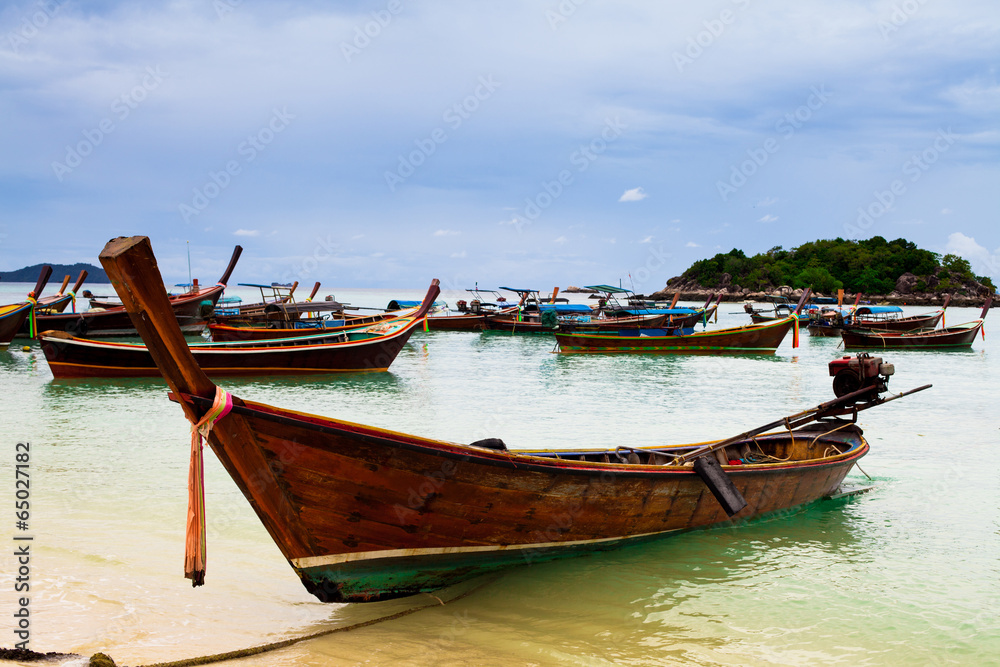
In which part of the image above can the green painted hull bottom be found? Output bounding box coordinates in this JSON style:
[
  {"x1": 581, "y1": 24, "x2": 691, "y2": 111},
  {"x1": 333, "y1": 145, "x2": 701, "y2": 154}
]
[{"x1": 297, "y1": 532, "x2": 678, "y2": 603}]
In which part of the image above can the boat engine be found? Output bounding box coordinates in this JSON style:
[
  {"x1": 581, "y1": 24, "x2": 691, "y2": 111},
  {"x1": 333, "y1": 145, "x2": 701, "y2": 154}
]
[
  {"x1": 470, "y1": 300, "x2": 482, "y2": 314},
  {"x1": 456, "y1": 299, "x2": 468, "y2": 312},
  {"x1": 828, "y1": 353, "x2": 894, "y2": 399}
]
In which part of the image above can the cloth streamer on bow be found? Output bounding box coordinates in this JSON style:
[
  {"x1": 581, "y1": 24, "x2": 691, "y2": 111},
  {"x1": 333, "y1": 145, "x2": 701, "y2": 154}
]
[
  {"x1": 185, "y1": 386, "x2": 233, "y2": 586},
  {"x1": 792, "y1": 315, "x2": 799, "y2": 348},
  {"x1": 26, "y1": 296, "x2": 38, "y2": 337}
]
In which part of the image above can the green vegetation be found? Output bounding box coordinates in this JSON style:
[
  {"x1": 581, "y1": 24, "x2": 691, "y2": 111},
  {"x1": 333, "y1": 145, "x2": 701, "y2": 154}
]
[{"x1": 680, "y1": 237, "x2": 996, "y2": 294}]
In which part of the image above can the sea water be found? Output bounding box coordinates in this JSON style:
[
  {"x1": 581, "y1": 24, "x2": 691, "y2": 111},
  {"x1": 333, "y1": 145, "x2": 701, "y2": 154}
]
[{"x1": 1, "y1": 284, "x2": 997, "y2": 666}]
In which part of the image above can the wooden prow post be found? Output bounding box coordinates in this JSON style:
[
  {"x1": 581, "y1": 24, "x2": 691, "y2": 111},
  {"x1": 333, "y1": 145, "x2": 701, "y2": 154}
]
[
  {"x1": 100, "y1": 237, "x2": 216, "y2": 421},
  {"x1": 56, "y1": 275, "x2": 71, "y2": 296},
  {"x1": 669, "y1": 292, "x2": 680, "y2": 309},
  {"x1": 980, "y1": 295, "x2": 993, "y2": 320},
  {"x1": 942, "y1": 294, "x2": 952, "y2": 311},
  {"x1": 71, "y1": 270, "x2": 88, "y2": 294},
  {"x1": 550, "y1": 287, "x2": 559, "y2": 304},
  {"x1": 30, "y1": 266, "x2": 52, "y2": 300},
  {"x1": 794, "y1": 288, "x2": 812, "y2": 315},
  {"x1": 414, "y1": 279, "x2": 442, "y2": 319},
  {"x1": 701, "y1": 293, "x2": 714, "y2": 310},
  {"x1": 308, "y1": 282, "x2": 321, "y2": 301},
  {"x1": 216, "y1": 245, "x2": 243, "y2": 286}
]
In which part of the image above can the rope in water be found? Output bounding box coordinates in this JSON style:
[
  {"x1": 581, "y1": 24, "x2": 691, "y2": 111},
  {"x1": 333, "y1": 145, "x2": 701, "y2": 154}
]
[{"x1": 137, "y1": 575, "x2": 499, "y2": 667}]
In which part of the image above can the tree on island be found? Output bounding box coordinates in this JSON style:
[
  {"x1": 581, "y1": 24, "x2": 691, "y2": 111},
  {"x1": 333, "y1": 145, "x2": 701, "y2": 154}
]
[{"x1": 664, "y1": 237, "x2": 995, "y2": 298}]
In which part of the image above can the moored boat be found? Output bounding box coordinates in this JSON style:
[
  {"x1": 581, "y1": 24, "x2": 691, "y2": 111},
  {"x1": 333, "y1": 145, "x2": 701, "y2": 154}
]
[
  {"x1": 29, "y1": 246, "x2": 241, "y2": 337},
  {"x1": 208, "y1": 308, "x2": 413, "y2": 342},
  {"x1": 99, "y1": 236, "x2": 929, "y2": 603},
  {"x1": 425, "y1": 287, "x2": 517, "y2": 331},
  {"x1": 39, "y1": 281, "x2": 439, "y2": 378},
  {"x1": 849, "y1": 298, "x2": 948, "y2": 332},
  {"x1": 555, "y1": 316, "x2": 798, "y2": 354},
  {"x1": 841, "y1": 298, "x2": 990, "y2": 350}
]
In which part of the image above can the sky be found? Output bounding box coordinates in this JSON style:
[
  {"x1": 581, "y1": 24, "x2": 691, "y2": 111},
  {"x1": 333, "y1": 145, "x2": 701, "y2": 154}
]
[{"x1": 1, "y1": 0, "x2": 998, "y2": 291}]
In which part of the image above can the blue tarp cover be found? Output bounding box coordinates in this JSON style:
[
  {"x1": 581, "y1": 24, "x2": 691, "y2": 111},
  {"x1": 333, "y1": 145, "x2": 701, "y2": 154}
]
[{"x1": 538, "y1": 303, "x2": 593, "y2": 314}]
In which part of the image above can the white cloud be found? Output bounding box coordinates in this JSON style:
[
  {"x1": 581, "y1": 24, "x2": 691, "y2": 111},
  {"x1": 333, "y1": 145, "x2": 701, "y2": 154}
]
[
  {"x1": 618, "y1": 187, "x2": 648, "y2": 202},
  {"x1": 756, "y1": 197, "x2": 778, "y2": 207},
  {"x1": 639, "y1": 235, "x2": 653, "y2": 243},
  {"x1": 351, "y1": 234, "x2": 365, "y2": 239},
  {"x1": 941, "y1": 208, "x2": 952, "y2": 215},
  {"x1": 758, "y1": 214, "x2": 778, "y2": 223},
  {"x1": 234, "y1": 229, "x2": 260, "y2": 236},
  {"x1": 686, "y1": 241, "x2": 700, "y2": 248},
  {"x1": 945, "y1": 232, "x2": 1000, "y2": 279},
  {"x1": 499, "y1": 218, "x2": 520, "y2": 226},
  {"x1": 450, "y1": 250, "x2": 467, "y2": 258},
  {"x1": 554, "y1": 236, "x2": 568, "y2": 244},
  {"x1": 434, "y1": 229, "x2": 460, "y2": 236}
]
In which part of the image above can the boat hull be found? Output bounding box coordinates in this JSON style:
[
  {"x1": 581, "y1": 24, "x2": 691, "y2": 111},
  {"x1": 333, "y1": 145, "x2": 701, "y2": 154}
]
[
  {"x1": 187, "y1": 393, "x2": 867, "y2": 602},
  {"x1": 851, "y1": 311, "x2": 942, "y2": 332},
  {"x1": 555, "y1": 317, "x2": 795, "y2": 353},
  {"x1": 0, "y1": 303, "x2": 33, "y2": 347},
  {"x1": 40, "y1": 320, "x2": 421, "y2": 378},
  {"x1": 841, "y1": 321, "x2": 981, "y2": 349}
]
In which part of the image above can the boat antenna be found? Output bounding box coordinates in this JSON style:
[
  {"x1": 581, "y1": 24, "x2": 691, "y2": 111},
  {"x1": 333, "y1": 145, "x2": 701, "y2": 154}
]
[{"x1": 187, "y1": 240, "x2": 192, "y2": 288}]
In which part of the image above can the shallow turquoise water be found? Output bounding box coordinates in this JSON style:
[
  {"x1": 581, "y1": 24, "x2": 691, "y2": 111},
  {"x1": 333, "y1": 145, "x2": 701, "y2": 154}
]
[{"x1": 1, "y1": 284, "x2": 998, "y2": 665}]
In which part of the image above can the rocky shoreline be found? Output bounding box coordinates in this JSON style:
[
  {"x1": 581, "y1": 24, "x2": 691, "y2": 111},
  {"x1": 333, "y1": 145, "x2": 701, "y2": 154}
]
[{"x1": 638, "y1": 271, "x2": 997, "y2": 308}]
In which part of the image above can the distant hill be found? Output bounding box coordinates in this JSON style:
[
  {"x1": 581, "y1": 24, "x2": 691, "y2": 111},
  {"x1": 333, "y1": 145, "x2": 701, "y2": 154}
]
[
  {"x1": 0, "y1": 262, "x2": 108, "y2": 284},
  {"x1": 656, "y1": 237, "x2": 996, "y2": 301}
]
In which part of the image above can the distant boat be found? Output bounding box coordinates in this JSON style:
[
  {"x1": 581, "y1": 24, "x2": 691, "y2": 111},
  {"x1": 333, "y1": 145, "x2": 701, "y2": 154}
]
[
  {"x1": 485, "y1": 287, "x2": 673, "y2": 333},
  {"x1": 39, "y1": 282, "x2": 439, "y2": 378},
  {"x1": 554, "y1": 316, "x2": 797, "y2": 354},
  {"x1": 849, "y1": 298, "x2": 949, "y2": 332},
  {"x1": 28, "y1": 247, "x2": 241, "y2": 337},
  {"x1": 425, "y1": 287, "x2": 518, "y2": 331},
  {"x1": 744, "y1": 295, "x2": 813, "y2": 323},
  {"x1": 841, "y1": 298, "x2": 990, "y2": 350},
  {"x1": 587, "y1": 286, "x2": 722, "y2": 327}
]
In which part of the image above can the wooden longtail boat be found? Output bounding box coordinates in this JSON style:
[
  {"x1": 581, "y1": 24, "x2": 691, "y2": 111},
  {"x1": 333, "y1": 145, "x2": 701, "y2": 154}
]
[
  {"x1": 841, "y1": 299, "x2": 991, "y2": 350},
  {"x1": 425, "y1": 288, "x2": 518, "y2": 330},
  {"x1": 849, "y1": 297, "x2": 949, "y2": 332},
  {"x1": 555, "y1": 316, "x2": 797, "y2": 354},
  {"x1": 208, "y1": 309, "x2": 412, "y2": 342},
  {"x1": 38, "y1": 286, "x2": 435, "y2": 378},
  {"x1": 745, "y1": 296, "x2": 813, "y2": 323},
  {"x1": 31, "y1": 247, "x2": 241, "y2": 337},
  {"x1": 591, "y1": 287, "x2": 722, "y2": 328},
  {"x1": 0, "y1": 266, "x2": 52, "y2": 348},
  {"x1": 35, "y1": 270, "x2": 89, "y2": 315},
  {"x1": 94, "y1": 236, "x2": 929, "y2": 603}
]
